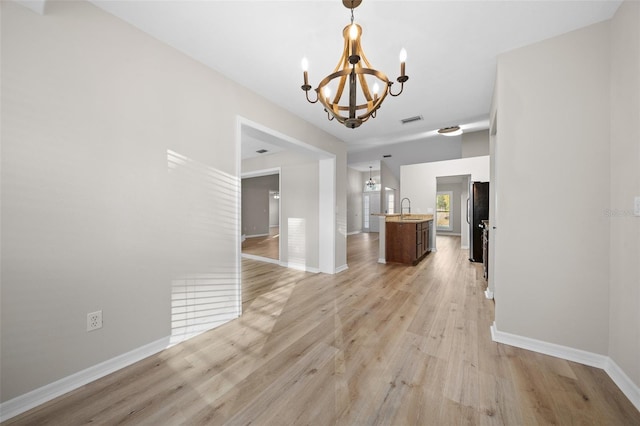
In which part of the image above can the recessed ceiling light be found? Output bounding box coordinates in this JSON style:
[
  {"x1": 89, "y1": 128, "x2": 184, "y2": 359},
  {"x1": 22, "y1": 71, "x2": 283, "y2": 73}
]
[
  {"x1": 383, "y1": 154, "x2": 392, "y2": 158},
  {"x1": 256, "y1": 149, "x2": 268, "y2": 154},
  {"x1": 438, "y1": 126, "x2": 463, "y2": 136}
]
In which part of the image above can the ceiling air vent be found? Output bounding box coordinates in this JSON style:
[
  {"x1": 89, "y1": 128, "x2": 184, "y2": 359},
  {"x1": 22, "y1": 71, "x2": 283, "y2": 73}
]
[
  {"x1": 256, "y1": 149, "x2": 268, "y2": 154},
  {"x1": 400, "y1": 115, "x2": 423, "y2": 125},
  {"x1": 383, "y1": 154, "x2": 392, "y2": 158}
]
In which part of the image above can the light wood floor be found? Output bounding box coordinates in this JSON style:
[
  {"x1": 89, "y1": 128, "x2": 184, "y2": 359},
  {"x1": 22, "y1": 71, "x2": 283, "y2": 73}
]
[
  {"x1": 242, "y1": 226, "x2": 279, "y2": 260},
  {"x1": 6, "y1": 234, "x2": 640, "y2": 425}
]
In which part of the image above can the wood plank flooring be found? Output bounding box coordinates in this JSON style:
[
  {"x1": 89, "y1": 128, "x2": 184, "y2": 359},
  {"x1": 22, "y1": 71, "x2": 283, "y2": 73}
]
[
  {"x1": 242, "y1": 227, "x2": 279, "y2": 260},
  {"x1": 5, "y1": 234, "x2": 640, "y2": 425}
]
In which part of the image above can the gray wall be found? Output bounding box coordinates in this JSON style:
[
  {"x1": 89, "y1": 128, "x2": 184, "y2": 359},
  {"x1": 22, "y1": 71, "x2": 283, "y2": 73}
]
[
  {"x1": 243, "y1": 151, "x2": 320, "y2": 270},
  {"x1": 346, "y1": 167, "x2": 363, "y2": 234},
  {"x1": 1, "y1": 0, "x2": 347, "y2": 404},
  {"x1": 241, "y1": 174, "x2": 279, "y2": 236},
  {"x1": 462, "y1": 130, "x2": 490, "y2": 158},
  {"x1": 491, "y1": 5, "x2": 640, "y2": 394},
  {"x1": 381, "y1": 160, "x2": 400, "y2": 214},
  {"x1": 608, "y1": 0, "x2": 640, "y2": 389},
  {"x1": 493, "y1": 20, "x2": 611, "y2": 355},
  {"x1": 348, "y1": 136, "x2": 462, "y2": 181}
]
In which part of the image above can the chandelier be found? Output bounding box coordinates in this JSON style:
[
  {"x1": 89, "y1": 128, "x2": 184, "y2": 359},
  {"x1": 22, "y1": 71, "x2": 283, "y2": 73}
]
[
  {"x1": 301, "y1": 0, "x2": 408, "y2": 129},
  {"x1": 366, "y1": 166, "x2": 376, "y2": 189}
]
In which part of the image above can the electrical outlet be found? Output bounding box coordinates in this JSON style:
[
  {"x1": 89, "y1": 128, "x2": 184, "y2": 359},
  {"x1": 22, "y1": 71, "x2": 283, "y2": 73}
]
[{"x1": 87, "y1": 310, "x2": 103, "y2": 332}]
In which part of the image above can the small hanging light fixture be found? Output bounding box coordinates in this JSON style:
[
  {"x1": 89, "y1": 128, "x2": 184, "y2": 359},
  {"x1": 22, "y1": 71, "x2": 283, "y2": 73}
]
[
  {"x1": 301, "y1": 0, "x2": 409, "y2": 129},
  {"x1": 366, "y1": 166, "x2": 376, "y2": 189}
]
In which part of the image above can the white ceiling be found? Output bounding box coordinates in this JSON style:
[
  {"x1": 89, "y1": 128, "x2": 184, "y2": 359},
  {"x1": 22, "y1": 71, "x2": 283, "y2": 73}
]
[
  {"x1": 241, "y1": 127, "x2": 286, "y2": 160},
  {"x1": 89, "y1": 0, "x2": 621, "y2": 153},
  {"x1": 349, "y1": 161, "x2": 381, "y2": 173}
]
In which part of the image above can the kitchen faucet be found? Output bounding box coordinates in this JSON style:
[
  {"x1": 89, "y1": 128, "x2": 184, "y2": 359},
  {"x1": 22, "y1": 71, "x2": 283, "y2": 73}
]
[{"x1": 400, "y1": 197, "x2": 411, "y2": 219}]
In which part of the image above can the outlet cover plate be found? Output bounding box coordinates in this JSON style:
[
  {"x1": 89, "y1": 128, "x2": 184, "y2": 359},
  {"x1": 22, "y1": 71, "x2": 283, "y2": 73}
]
[{"x1": 87, "y1": 310, "x2": 103, "y2": 332}]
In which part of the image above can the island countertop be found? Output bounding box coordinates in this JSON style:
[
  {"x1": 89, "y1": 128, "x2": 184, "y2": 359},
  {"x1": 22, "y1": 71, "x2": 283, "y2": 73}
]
[{"x1": 384, "y1": 214, "x2": 434, "y2": 223}]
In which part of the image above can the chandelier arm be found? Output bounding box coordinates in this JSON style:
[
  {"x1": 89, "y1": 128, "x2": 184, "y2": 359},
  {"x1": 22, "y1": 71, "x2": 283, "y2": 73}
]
[
  {"x1": 304, "y1": 89, "x2": 319, "y2": 103},
  {"x1": 325, "y1": 109, "x2": 335, "y2": 121},
  {"x1": 388, "y1": 82, "x2": 404, "y2": 97},
  {"x1": 358, "y1": 90, "x2": 388, "y2": 120}
]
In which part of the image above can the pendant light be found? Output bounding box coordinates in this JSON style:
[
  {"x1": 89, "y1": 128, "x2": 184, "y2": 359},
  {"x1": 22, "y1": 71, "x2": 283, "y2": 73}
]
[
  {"x1": 300, "y1": 0, "x2": 409, "y2": 129},
  {"x1": 366, "y1": 166, "x2": 376, "y2": 189}
]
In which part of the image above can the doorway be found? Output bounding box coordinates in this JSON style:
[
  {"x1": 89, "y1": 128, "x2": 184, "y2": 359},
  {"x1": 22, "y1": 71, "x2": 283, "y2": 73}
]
[
  {"x1": 241, "y1": 172, "x2": 280, "y2": 262},
  {"x1": 238, "y1": 117, "x2": 336, "y2": 275},
  {"x1": 435, "y1": 174, "x2": 470, "y2": 249}
]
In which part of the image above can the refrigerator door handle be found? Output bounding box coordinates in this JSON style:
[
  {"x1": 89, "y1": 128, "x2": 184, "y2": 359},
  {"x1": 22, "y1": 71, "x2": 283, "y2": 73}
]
[{"x1": 466, "y1": 197, "x2": 470, "y2": 224}]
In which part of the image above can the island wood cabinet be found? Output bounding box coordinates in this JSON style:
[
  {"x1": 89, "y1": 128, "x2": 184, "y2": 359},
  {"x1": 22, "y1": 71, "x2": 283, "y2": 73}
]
[{"x1": 385, "y1": 220, "x2": 431, "y2": 265}]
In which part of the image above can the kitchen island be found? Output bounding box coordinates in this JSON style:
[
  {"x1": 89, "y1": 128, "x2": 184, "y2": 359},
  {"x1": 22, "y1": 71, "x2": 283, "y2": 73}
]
[{"x1": 375, "y1": 214, "x2": 434, "y2": 265}]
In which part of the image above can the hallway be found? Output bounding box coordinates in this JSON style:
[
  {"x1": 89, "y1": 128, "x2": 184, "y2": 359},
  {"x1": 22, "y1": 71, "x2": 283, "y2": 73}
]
[{"x1": 7, "y1": 235, "x2": 639, "y2": 425}]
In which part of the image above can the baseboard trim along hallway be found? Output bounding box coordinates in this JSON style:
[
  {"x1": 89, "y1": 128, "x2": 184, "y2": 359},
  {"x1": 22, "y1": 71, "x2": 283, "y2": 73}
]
[
  {"x1": 491, "y1": 322, "x2": 640, "y2": 412},
  {"x1": 0, "y1": 337, "x2": 171, "y2": 422}
]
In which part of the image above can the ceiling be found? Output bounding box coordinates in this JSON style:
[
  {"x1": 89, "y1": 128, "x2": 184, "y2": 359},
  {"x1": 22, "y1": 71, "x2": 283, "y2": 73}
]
[
  {"x1": 89, "y1": 0, "x2": 621, "y2": 154},
  {"x1": 349, "y1": 161, "x2": 380, "y2": 173}
]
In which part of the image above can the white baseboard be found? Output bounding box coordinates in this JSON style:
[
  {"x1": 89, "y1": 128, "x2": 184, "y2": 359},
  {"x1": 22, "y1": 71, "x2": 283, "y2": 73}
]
[
  {"x1": 244, "y1": 233, "x2": 269, "y2": 239},
  {"x1": 286, "y1": 262, "x2": 319, "y2": 273},
  {"x1": 378, "y1": 258, "x2": 386, "y2": 264},
  {"x1": 0, "y1": 336, "x2": 170, "y2": 423},
  {"x1": 241, "y1": 253, "x2": 281, "y2": 265},
  {"x1": 461, "y1": 245, "x2": 469, "y2": 249},
  {"x1": 335, "y1": 264, "x2": 349, "y2": 273},
  {"x1": 484, "y1": 289, "x2": 494, "y2": 299},
  {"x1": 490, "y1": 322, "x2": 607, "y2": 368},
  {"x1": 347, "y1": 230, "x2": 362, "y2": 236},
  {"x1": 241, "y1": 254, "x2": 319, "y2": 273},
  {"x1": 490, "y1": 322, "x2": 640, "y2": 412},
  {"x1": 605, "y1": 357, "x2": 640, "y2": 412}
]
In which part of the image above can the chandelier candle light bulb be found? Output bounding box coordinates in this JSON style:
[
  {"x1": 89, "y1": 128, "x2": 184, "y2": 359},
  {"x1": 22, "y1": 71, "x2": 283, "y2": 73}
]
[
  {"x1": 301, "y1": 57, "x2": 309, "y2": 86},
  {"x1": 349, "y1": 24, "x2": 358, "y2": 61},
  {"x1": 300, "y1": 0, "x2": 409, "y2": 129},
  {"x1": 400, "y1": 48, "x2": 407, "y2": 77},
  {"x1": 324, "y1": 86, "x2": 331, "y2": 104}
]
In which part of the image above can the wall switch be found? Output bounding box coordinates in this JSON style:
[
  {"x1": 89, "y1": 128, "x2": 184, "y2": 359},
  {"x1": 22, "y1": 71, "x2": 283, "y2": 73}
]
[
  {"x1": 87, "y1": 310, "x2": 103, "y2": 331},
  {"x1": 635, "y1": 196, "x2": 640, "y2": 217}
]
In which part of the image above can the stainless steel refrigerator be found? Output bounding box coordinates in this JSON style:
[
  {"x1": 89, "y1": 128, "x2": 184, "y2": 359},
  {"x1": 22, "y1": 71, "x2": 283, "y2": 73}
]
[{"x1": 468, "y1": 181, "x2": 489, "y2": 263}]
